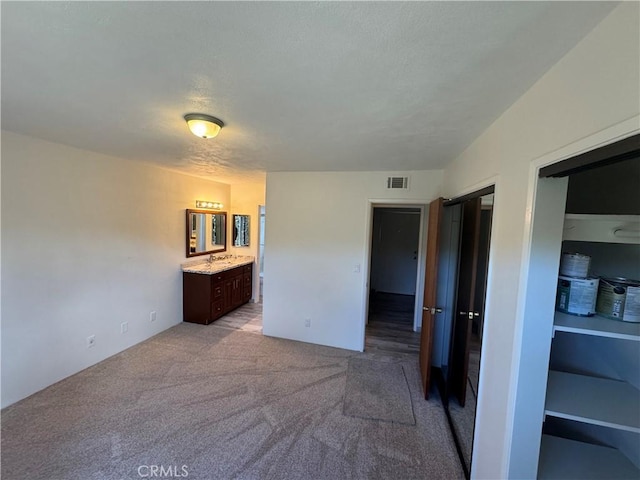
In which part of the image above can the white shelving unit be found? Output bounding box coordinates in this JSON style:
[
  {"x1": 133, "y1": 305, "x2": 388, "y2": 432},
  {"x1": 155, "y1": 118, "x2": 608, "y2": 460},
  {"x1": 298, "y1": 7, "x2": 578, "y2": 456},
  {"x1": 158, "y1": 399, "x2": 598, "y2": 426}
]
[
  {"x1": 545, "y1": 370, "x2": 640, "y2": 433},
  {"x1": 540, "y1": 212, "x2": 640, "y2": 478},
  {"x1": 538, "y1": 435, "x2": 640, "y2": 479},
  {"x1": 563, "y1": 214, "x2": 640, "y2": 244},
  {"x1": 553, "y1": 311, "x2": 640, "y2": 341}
]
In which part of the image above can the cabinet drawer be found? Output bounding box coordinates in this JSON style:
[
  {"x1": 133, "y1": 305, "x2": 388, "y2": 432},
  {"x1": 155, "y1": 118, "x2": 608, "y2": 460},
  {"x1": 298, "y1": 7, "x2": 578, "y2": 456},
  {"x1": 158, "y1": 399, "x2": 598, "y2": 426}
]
[
  {"x1": 243, "y1": 273, "x2": 251, "y2": 287},
  {"x1": 243, "y1": 264, "x2": 252, "y2": 274},
  {"x1": 212, "y1": 284, "x2": 223, "y2": 300},
  {"x1": 211, "y1": 300, "x2": 224, "y2": 319}
]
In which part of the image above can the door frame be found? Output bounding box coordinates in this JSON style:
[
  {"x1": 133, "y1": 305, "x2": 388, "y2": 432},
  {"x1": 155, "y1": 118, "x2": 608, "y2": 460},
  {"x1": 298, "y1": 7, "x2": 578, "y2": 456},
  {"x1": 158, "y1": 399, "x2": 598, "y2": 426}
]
[
  {"x1": 361, "y1": 199, "x2": 429, "y2": 349},
  {"x1": 254, "y1": 204, "x2": 265, "y2": 302},
  {"x1": 505, "y1": 127, "x2": 640, "y2": 478}
]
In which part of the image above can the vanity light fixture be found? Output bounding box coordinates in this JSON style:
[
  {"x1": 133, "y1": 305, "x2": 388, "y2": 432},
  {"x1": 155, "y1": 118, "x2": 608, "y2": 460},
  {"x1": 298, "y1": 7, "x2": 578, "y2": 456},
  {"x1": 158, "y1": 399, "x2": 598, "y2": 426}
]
[
  {"x1": 196, "y1": 200, "x2": 224, "y2": 210},
  {"x1": 184, "y1": 113, "x2": 225, "y2": 139}
]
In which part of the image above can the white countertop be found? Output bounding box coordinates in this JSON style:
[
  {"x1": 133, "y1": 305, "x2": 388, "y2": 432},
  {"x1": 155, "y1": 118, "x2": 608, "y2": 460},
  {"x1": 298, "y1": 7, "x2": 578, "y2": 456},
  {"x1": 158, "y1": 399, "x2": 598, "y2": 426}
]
[{"x1": 181, "y1": 255, "x2": 255, "y2": 275}]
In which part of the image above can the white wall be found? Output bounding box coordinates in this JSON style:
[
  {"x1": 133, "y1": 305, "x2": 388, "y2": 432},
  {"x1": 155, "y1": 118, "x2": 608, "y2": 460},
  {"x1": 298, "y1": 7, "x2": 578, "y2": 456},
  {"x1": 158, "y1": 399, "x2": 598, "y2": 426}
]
[
  {"x1": 1, "y1": 131, "x2": 231, "y2": 408},
  {"x1": 228, "y1": 181, "x2": 266, "y2": 301},
  {"x1": 439, "y1": 4, "x2": 640, "y2": 478},
  {"x1": 263, "y1": 170, "x2": 442, "y2": 351}
]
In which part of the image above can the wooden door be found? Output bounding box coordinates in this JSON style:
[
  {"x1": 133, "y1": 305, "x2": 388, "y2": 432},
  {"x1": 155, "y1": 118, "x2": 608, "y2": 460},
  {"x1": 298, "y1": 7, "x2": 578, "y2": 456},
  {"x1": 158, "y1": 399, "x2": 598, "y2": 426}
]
[
  {"x1": 449, "y1": 198, "x2": 482, "y2": 407},
  {"x1": 419, "y1": 197, "x2": 444, "y2": 399}
]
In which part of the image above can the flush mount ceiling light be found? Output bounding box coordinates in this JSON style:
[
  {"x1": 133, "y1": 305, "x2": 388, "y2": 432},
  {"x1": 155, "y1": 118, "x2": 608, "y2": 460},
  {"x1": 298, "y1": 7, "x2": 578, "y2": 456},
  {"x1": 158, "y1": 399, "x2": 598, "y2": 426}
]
[{"x1": 184, "y1": 113, "x2": 224, "y2": 139}]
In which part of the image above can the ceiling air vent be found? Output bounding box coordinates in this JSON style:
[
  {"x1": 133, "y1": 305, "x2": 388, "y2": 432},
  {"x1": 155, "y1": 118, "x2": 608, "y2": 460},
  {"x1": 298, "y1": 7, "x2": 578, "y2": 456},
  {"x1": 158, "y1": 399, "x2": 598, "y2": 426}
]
[{"x1": 387, "y1": 176, "x2": 409, "y2": 190}]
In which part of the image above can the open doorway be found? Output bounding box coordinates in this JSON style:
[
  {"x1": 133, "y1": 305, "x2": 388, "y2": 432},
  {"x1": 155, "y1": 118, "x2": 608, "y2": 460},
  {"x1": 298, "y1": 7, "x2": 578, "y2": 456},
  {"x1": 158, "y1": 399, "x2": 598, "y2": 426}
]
[
  {"x1": 366, "y1": 206, "x2": 423, "y2": 354},
  {"x1": 213, "y1": 204, "x2": 265, "y2": 334},
  {"x1": 258, "y1": 205, "x2": 265, "y2": 301}
]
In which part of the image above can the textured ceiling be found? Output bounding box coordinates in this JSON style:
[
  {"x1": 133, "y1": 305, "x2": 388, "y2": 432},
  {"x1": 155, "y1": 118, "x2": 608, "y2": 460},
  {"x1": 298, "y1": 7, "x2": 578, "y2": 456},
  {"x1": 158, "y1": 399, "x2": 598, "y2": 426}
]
[{"x1": 1, "y1": 2, "x2": 616, "y2": 184}]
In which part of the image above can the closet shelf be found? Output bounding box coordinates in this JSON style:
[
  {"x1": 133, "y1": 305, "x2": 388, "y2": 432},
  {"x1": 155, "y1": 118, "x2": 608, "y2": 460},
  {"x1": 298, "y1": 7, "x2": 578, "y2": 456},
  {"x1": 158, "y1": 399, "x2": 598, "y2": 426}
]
[
  {"x1": 554, "y1": 311, "x2": 640, "y2": 341},
  {"x1": 563, "y1": 214, "x2": 640, "y2": 244},
  {"x1": 538, "y1": 435, "x2": 640, "y2": 479},
  {"x1": 545, "y1": 371, "x2": 640, "y2": 433}
]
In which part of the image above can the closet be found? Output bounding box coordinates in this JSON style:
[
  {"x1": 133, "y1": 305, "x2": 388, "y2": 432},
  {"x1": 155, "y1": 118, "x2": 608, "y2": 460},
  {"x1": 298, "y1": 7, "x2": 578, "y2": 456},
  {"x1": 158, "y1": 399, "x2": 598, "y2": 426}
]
[
  {"x1": 424, "y1": 190, "x2": 494, "y2": 478},
  {"x1": 537, "y1": 155, "x2": 640, "y2": 478}
]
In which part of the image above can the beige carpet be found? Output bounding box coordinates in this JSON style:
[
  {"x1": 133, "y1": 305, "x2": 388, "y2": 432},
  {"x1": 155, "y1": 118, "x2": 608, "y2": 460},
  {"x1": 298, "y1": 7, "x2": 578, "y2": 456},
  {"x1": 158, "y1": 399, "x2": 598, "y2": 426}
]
[
  {"x1": 1, "y1": 320, "x2": 463, "y2": 480},
  {"x1": 343, "y1": 358, "x2": 415, "y2": 425}
]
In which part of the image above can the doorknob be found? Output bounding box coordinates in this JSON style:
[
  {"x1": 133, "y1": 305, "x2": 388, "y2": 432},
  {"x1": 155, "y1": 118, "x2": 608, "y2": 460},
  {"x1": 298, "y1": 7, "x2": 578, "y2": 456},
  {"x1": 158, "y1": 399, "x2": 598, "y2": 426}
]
[
  {"x1": 423, "y1": 307, "x2": 443, "y2": 314},
  {"x1": 460, "y1": 311, "x2": 474, "y2": 319}
]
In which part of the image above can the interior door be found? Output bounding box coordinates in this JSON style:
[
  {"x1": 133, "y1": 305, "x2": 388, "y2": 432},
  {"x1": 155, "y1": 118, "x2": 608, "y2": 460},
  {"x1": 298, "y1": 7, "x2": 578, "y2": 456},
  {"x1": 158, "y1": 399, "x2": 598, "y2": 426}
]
[
  {"x1": 448, "y1": 197, "x2": 482, "y2": 407},
  {"x1": 419, "y1": 197, "x2": 444, "y2": 399}
]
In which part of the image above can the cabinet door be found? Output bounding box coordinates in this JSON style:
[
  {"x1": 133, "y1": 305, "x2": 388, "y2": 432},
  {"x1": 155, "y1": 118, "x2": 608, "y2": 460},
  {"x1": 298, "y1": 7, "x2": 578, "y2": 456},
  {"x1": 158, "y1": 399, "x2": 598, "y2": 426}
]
[
  {"x1": 242, "y1": 264, "x2": 253, "y2": 303},
  {"x1": 231, "y1": 273, "x2": 243, "y2": 306},
  {"x1": 224, "y1": 276, "x2": 235, "y2": 313},
  {"x1": 243, "y1": 273, "x2": 252, "y2": 302}
]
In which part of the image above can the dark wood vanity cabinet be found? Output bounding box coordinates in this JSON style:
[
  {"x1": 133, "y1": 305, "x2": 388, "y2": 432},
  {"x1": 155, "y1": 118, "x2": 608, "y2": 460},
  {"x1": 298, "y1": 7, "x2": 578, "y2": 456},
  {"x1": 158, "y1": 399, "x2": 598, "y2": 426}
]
[{"x1": 183, "y1": 263, "x2": 253, "y2": 325}]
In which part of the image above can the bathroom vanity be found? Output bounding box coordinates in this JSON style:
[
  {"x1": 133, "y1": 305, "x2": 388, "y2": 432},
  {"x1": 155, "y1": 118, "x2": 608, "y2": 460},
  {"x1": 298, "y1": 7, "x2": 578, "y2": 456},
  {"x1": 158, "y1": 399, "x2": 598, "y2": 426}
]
[{"x1": 182, "y1": 257, "x2": 254, "y2": 325}]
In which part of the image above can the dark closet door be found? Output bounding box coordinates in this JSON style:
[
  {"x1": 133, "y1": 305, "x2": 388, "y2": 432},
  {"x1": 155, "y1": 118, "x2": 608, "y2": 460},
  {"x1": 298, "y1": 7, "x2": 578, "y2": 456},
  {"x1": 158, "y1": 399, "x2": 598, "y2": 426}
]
[{"x1": 449, "y1": 197, "x2": 481, "y2": 407}]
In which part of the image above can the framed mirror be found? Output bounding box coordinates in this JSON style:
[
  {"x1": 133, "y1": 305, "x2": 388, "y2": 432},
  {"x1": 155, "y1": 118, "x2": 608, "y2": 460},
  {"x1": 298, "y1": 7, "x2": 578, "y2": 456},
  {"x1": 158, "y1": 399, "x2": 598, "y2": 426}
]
[
  {"x1": 186, "y1": 209, "x2": 227, "y2": 257},
  {"x1": 233, "y1": 214, "x2": 250, "y2": 247}
]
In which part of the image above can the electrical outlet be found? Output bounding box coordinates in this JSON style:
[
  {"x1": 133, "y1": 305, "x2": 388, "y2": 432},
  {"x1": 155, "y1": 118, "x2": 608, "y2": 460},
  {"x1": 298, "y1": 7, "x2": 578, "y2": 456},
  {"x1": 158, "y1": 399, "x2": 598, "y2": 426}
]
[
  {"x1": 121, "y1": 322, "x2": 128, "y2": 334},
  {"x1": 150, "y1": 311, "x2": 156, "y2": 322},
  {"x1": 87, "y1": 335, "x2": 96, "y2": 348},
  {"x1": 304, "y1": 318, "x2": 311, "y2": 328}
]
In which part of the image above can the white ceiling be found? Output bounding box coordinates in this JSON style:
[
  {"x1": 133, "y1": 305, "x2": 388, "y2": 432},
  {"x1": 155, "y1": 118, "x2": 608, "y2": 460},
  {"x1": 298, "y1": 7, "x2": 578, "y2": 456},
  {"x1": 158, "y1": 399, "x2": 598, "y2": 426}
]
[{"x1": 1, "y1": 2, "x2": 616, "y2": 184}]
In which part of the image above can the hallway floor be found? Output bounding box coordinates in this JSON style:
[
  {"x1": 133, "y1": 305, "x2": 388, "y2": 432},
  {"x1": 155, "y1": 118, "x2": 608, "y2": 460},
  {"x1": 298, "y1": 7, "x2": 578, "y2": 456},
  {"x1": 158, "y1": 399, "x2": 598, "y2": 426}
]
[{"x1": 365, "y1": 292, "x2": 421, "y2": 356}]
